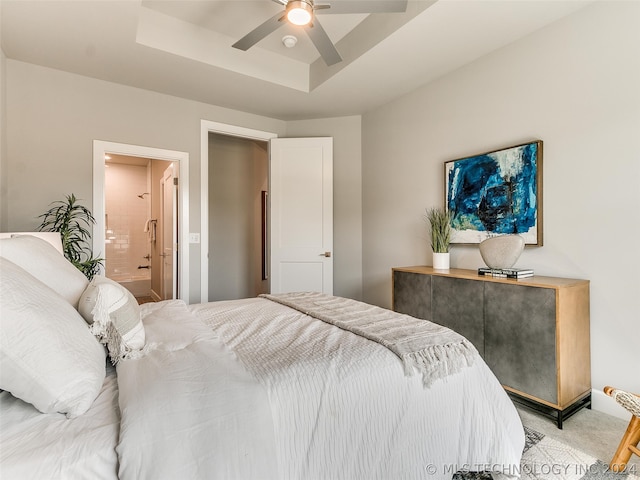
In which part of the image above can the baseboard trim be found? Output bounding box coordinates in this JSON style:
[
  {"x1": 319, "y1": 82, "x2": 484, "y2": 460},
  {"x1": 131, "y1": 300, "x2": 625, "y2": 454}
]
[
  {"x1": 150, "y1": 289, "x2": 162, "y2": 302},
  {"x1": 591, "y1": 388, "x2": 631, "y2": 420}
]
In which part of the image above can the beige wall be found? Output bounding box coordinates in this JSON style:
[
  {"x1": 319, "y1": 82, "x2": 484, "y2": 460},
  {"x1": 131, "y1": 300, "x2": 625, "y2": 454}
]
[
  {"x1": 1, "y1": 61, "x2": 364, "y2": 303},
  {"x1": 2, "y1": 60, "x2": 287, "y2": 303},
  {"x1": 361, "y1": 1, "x2": 640, "y2": 410}
]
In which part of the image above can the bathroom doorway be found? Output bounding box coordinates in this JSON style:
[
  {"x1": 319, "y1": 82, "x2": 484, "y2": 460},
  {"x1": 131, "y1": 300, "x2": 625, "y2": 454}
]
[
  {"x1": 93, "y1": 140, "x2": 190, "y2": 302},
  {"x1": 104, "y1": 154, "x2": 174, "y2": 302}
]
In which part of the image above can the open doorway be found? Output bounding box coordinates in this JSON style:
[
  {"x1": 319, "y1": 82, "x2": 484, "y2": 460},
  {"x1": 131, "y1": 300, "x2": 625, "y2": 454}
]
[
  {"x1": 200, "y1": 121, "x2": 277, "y2": 302},
  {"x1": 208, "y1": 133, "x2": 268, "y2": 301},
  {"x1": 200, "y1": 121, "x2": 334, "y2": 302},
  {"x1": 103, "y1": 154, "x2": 174, "y2": 302},
  {"x1": 93, "y1": 140, "x2": 190, "y2": 302}
]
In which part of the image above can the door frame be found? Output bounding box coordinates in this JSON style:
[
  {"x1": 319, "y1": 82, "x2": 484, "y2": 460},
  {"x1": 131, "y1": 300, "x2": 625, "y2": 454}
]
[
  {"x1": 92, "y1": 140, "x2": 190, "y2": 300},
  {"x1": 200, "y1": 120, "x2": 277, "y2": 303},
  {"x1": 160, "y1": 164, "x2": 178, "y2": 300}
]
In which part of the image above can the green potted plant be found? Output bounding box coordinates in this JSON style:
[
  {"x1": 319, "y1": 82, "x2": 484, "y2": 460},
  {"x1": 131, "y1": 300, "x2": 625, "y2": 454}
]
[
  {"x1": 425, "y1": 207, "x2": 451, "y2": 270},
  {"x1": 38, "y1": 193, "x2": 103, "y2": 280}
]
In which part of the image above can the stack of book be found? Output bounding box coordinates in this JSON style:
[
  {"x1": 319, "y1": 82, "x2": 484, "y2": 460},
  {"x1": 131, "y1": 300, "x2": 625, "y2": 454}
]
[{"x1": 477, "y1": 267, "x2": 534, "y2": 279}]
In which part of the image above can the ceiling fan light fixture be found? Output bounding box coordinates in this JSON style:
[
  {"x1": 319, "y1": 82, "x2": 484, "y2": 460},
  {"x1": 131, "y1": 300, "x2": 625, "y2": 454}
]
[{"x1": 286, "y1": 0, "x2": 313, "y2": 26}]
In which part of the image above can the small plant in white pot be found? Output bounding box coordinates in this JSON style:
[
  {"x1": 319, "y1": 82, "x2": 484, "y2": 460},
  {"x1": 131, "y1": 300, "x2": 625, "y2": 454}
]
[{"x1": 425, "y1": 207, "x2": 451, "y2": 270}]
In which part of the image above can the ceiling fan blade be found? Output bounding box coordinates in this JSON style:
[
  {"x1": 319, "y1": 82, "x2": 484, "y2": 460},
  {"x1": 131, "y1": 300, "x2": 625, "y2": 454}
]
[
  {"x1": 304, "y1": 18, "x2": 342, "y2": 66},
  {"x1": 317, "y1": 0, "x2": 408, "y2": 14},
  {"x1": 271, "y1": 0, "x2": 288, "y2": 5},
  {"x1": 232, "y1": 12, "x2": 285, "y2": 51}
]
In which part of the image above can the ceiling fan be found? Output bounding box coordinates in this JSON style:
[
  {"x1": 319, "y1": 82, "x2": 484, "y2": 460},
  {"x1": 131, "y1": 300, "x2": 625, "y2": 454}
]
[{"x1": 232, "y1": 0, "x2": 408, "y2": 66}]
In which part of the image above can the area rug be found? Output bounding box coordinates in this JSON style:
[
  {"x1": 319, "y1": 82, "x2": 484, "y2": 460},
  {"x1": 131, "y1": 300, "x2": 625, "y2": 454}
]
[{"x1": 455, "y1": 426, "x2": 639, "y2": 480}]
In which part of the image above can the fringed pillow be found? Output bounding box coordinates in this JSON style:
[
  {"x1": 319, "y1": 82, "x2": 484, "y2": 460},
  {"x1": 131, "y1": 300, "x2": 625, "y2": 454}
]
[{"x1": 78, "y1": 276, "x2": 146, "y2": 364}]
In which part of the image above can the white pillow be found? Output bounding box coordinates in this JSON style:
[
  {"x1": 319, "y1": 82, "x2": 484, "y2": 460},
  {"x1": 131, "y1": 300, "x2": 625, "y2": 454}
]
[
  {"x1": 78, "y1": 276, "x2": 146, "y2": 364},
  {"x1": 0, "y1": 232, "x2": 63, "y2": 253},
  {"x1": 0, "y1": 235, "x2": 89, "y2": 308},
  {"x1": 0, "y1": 257, "x2": 106, "y2": 417}
]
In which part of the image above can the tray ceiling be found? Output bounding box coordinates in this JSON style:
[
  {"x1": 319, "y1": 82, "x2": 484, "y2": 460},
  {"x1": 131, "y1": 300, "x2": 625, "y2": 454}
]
[{"x1": 0, "y1": 0, "x2": 593, "y2": 120}]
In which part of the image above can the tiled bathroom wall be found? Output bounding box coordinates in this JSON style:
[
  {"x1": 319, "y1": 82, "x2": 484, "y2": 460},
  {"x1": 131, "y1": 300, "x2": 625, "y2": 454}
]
[{"x1": 104, "y1": 162, "x2": 151, "y2": 282}]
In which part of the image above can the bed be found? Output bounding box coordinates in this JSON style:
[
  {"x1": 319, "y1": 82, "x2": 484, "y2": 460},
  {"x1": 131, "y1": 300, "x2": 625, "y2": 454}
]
[{"x1": 0, "y1": 233, "x2": 525, "y2": 480}]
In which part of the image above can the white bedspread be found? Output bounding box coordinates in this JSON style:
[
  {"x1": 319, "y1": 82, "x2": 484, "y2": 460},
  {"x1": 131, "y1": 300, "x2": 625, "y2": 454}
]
[
  {"x1": 1, "y1": 296, "x2": 524, "y2": 479},
  {"x1": 0, "y1": 363, "x2": 119, "y2": 480},
  {"x1": 115, "y1": 300, "x2": 279, "y2": 480},
  {"x1": 190, "y1": 297, "x2": 525, "y2": 480},
  {"x1": 262, "y1": 292, "x2": 478, "y2": 386}
]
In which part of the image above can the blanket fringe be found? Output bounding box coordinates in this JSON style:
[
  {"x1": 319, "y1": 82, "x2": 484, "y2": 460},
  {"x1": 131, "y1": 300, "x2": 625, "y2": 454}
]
[
  {"x1": 120, "y1": 342, "x2": 159, "y2": 362},
  {"x1": 88, "y1": 288, "x2": 149, "y2": 365},
  {"x1": 261, "y1": 292, "x2": 479, "y2": 388},
  {"x1": 88, "y1": 288, "x2": 119, "y2": 362},
  {"x1": 403, "y1": 340, "x2": 477, "y2": 387}
]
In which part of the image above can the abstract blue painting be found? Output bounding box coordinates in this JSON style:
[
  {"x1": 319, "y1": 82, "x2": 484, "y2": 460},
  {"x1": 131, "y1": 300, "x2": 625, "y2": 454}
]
[{"x1": 445, "y1": 141, "x2": 543, "y2": 245}]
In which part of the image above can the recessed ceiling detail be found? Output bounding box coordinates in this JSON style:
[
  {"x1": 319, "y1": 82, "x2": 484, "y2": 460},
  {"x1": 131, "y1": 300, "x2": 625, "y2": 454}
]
[
  {"x1": 231, "y1": 0, "x2": 409, "y2": 67},
  {"x1": 137, "y1": 0, "x2": 431, "y2": 92},
  {"x1": 0, "y1": 0, "x2": 594, "y2": 120},
  {"x1": 136, "y1": 5, "x2": 310, "y2": 91}
]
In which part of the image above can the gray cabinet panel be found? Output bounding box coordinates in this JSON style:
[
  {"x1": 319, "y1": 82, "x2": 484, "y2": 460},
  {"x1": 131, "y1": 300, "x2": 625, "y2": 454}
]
[
  {"x1": 484, "y1": 283, "x2": 557, "y2": 404},
  {"x1": 432, "y1": 276, "x2": 485, "y2": 357},
  {"x1": 393, "y1": 271, "x2": 431, "y2": 320},
  {"x1": 392, "y1": 266, "x2": 590, "y2": 428}
]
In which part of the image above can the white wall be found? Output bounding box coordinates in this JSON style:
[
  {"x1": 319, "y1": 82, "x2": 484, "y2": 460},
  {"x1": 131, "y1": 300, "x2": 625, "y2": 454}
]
[
  {"x1": 362, "y1": 1, "x2": 640, "y2": 412},
  {"x1": 286, "y1": 116, "x2": 363, "y2": 300}
]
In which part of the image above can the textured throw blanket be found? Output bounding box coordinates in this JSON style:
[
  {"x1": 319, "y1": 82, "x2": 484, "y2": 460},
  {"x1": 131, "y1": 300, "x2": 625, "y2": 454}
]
[{"x1": 261, "y1": 292, "x2": 478, "y2": 387}]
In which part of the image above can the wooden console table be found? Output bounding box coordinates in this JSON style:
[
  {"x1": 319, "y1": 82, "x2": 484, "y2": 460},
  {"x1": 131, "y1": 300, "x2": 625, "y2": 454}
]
[{"x1": 392, "y1": 266, "x2": 591, "y2": 428}]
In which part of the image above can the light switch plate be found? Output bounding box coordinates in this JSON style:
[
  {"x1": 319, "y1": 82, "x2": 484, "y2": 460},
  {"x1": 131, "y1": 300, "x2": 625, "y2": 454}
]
[{"x1": 189, "y1": 233, "x2": 200, "y2": 244}]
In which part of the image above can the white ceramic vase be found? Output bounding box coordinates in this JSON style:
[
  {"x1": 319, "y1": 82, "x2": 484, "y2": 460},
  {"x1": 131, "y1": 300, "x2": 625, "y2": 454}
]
[
  {"x1": 479, "y1": 235, "x2": 525, "y2": 269},
  {"x1": 432, "y1": 252, "x2": 450, "y2": 270}
]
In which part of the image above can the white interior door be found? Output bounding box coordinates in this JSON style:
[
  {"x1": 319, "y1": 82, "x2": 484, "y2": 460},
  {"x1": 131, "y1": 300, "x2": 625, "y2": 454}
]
[
  {"x1": 160, "y1": 165, "x2": 177, "y2": 299},
  {"x1": 270, "y1": 137, "x2": 333, "y2": 294}
]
